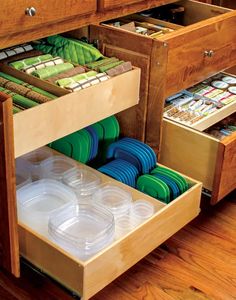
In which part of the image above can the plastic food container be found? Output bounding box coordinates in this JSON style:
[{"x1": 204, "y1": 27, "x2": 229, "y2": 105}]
[
  {"x1": 62, "y1": 167, "x2": 101, "y2": 201},
  {"x1": 40, "y1": 156, "x2": 77, "y2": 181},
  {"x1": 18, "y1": 147, "x2": 54, "y2": 180},
  {"x1": 115, "y1": 215, "x2": 134, "y2": 239},
  {"x1": 17, "y1": 179, "x2": 77, "y2": 235},
  {"x1": 48, "y1": 204, "x2": 115, "y2": 260},
  {"x1": 15, "y1": 159, "x2": 32, "y2": 189},
  {"x1": 130, "y1": 200, "x2": 155, "y2": 226},
  {"x1": 92, "y1": 183, "x2": 132, "y2": 218}
]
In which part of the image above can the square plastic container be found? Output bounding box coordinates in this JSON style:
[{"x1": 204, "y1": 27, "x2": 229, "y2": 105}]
[
  {"x1": 18, "y1": 147, "x2": 54, "y2": 180},
  {"x1": 17, "y1": 179, "x2": 77, "y2": 235},
  {"x1": 62, "y1": 167, "x2": 101, "y2": 201},
  {"x1": 40, "y1": 156, "x2": 77, "y2": 181},
  {"x1": 130, "y1": 200, "x2": 155, "y2": 226},
  {"x1": 92, "y1": 183, "x2": 133, "y2": 218},
  {"x1": 48, "y1": 204, "x2": 115, "y2": 260}
]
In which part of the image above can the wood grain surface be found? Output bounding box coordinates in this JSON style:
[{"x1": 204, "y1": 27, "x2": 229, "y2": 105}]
[{"x1": 0, "y1": 193, "x2": 235, "y2": 299}]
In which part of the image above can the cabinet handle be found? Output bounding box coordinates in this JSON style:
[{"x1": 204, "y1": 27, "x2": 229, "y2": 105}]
[
  {"x1": 25, "y1": 7, "x2": 36, "y2": 17},
  {"x1": 204, "y1": 50, "x2": 214, "y2": 58}
]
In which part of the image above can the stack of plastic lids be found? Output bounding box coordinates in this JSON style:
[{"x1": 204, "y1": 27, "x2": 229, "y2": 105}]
[
  {"x1": 137, "y1": 166, "x2": 189, "y2": 204},
  {"x1": 92, "y1": 183, "x2": 133, "y2": 218},
  {"x1": 40, "y1": 156, "x2": 77, "y2": 181},
  {"x1": 49, "y1": 115, "x2": 120, "y2": 166},
  {"x1": 48, "y1": 204, "x2": 115, "y2": 260},
  {"x1": 62, "y1": 167, "x2": 101, "y2": 201},
  {"x1": 16, "y1": 147, "x2": 54, "y2": 180},
  {"x1": 17, "y1": 179, "x2": 77, "y2": 235}
]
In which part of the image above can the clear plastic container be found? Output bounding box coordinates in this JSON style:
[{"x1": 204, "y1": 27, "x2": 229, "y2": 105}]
[
  {"x1": 17, "y1": 179, "x2": 77, "y2": 235},
  {"x1": 48, "y1": 204, "x2": 115, "y2": 260},
  {"x1": 18, "y1": 147, "x2": 54, "y2": 180},
  {"x1": 92, "y1": 183, "x2": 132, "y2": 218},
  {"x1": 15, "y1": 159, "x2": 32, "y2": 189},
  {"x1": 40, "y1": 156, "x2": 77, "y2": 181},
  {"x1": 130, "y1": 200, "x2": 154, "y2": 226},
  {"x1": 115, "y1": 215, "x2": 134, "y2": 239},
  {"x1": 62, "y1": 167, "x2": 101, "y2": 201}
]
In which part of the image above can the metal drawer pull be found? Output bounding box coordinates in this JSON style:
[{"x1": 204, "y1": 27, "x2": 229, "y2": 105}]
[
  {"x1": 204, "y1": 50, "x2": 214, "y2": 58},
  {"x1": 25, "y1": 7, "x2": 36, "y2": 17}
]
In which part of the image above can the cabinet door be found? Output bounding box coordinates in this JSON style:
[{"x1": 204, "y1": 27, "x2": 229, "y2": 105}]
[{"x1": 0, "y1": 93, "x2": 19, "y2": 277}]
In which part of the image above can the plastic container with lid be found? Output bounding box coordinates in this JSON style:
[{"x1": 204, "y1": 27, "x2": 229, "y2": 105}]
[
  {"x1": 40, "y1": 155, "x2": 77, "y2": 181},
  {"x1": 48, "y1": 204, "x2": 115, "y2": 260},
  {"x1": 17, "y1": 179, "x2": 77, "y2": 235},
  {"x1": 115, "y1": 215, "x2": 134, "y2": 239},
  {"x1": 92, "y1": 183, "x2": 133, "y2": 218},
  {"x1": 18, "y1": 147, "x2": 54, "y2": 180},
  {"x1": 62, "y1": 167, "x2": 101, "y2": 201}
]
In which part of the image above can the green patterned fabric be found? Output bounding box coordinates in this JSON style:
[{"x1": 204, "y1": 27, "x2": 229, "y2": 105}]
[
  {"x1": 0, "y1": 72, "x2": 56, "y2": 99},
  {"x1": 98, "y1": 61, "x2": 124, "y2": 73},
  {"x1": 0, "y1": 87, "x2": 39, "y2": 109},
  {"x1": 56, "y1": 70, "x2": 97, "y2": 87},
  {"x1": 32, "y1": 63, "x2": 74, "y2": 79},
  {"x1": 86, "y1": 57, "x2": 118, "y2": 70},
  {"x1": 13, "y1": 105, "x2": 22, "y2": 114},
  {"x1": 9, "y1": 54, "x2": 52, "y2": 70},
  {"x1": 33, "y1": 35, "x2": 104, "y2": 65}
]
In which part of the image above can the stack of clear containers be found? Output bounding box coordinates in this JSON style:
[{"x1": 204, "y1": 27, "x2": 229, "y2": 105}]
[
  {"x1": 17, "y1": 179, "x2": 77, "y2": 236},
  {"x1": 48, "y1": 204, "x2": 115, "y2": 260},
  {"x1": 62, "y1": 167, "x2": 101, "y2": 202}
]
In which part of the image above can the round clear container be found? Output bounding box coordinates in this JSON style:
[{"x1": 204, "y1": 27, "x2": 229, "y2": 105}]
[
  {"x1": 115, "y1": 215, "x2": 134, "y2": 239},
  {"x1": 62, "y1": 167, "x2": 101, "y2": 201},
  {"x1": 130, "y1": 200, "x2": 154, "y2": 226},
  {"x1": 48, "y1": 204, "x2": 115, "y2": 260},
  {"x1": 17, "y1": 179, "x2": 77, "y2": 235},
  {"x1": 19, "y1": 147, "x2": 54, "y2": 180},
  {"x1": 92, "y1": 183, "x2": 132, "y2": 218},
  {"x1": 40, "y1": 156, "x2": 77, "y2": 181}
]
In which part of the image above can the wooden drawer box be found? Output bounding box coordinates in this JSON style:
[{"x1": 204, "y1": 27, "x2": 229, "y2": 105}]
[
  {"x1": 90, "y1": 0, "x2": 236, "y2": 151},
  {"x1": 0, "y1": 0, "x2": 96, "y2": 37},
  {"x1": 18, "y1": 157, "x2": 201, "y2": 300},
  {"x1": 160, "y1": 117, "x2": 236, "y2": 204},
  {"x1": 0, "y1": 60, "x2": 140, "y2": 159}
]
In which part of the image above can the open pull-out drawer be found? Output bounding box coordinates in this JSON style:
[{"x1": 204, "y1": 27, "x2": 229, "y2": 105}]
[
  {"x1": 18, "y1": 157, "x2": 201, "y2": 300},
  {"x1": 160, "y1": 114, "x2": 236, "y2": 204},
  {"x1": 0, "y1": 42, "x2": 140, "y2": 159},
  {"x1": 98, "y1": 0, "x2": 236, "y2": 97}
]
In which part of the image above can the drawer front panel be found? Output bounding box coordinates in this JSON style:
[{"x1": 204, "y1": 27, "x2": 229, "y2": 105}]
[
  {"x1": 160, "y1": 119, "x2": 219, "y2": 191},
  {"x1": 98, "y1": 0, "x2": 143, "y2": 10},
  {"x1": 0, "y1": 0, "x2": 96, "y2": 36},
  {"x1": 164, "y1": 10, "x2": 236, "y2": 97},
  {"x1": 212, "y1": 133, "x2": 236, "y2": 204},
  {"x1": 19, "y1": 160, "x2": 201, "y2": 300},
  {"x1": 9, "y1": 67, "x2": 140, "y2": 158}
]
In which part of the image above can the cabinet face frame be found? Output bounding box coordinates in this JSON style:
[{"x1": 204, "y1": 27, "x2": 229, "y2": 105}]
[{"x1": 0, "y1": 93, "x2": 19, "y2": 276}]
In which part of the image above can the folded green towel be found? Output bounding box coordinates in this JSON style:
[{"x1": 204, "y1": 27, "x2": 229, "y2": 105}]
[
  {"x1": 33, "y1": 35, "x2": 104, "y2": 65},
  {"x1": 0, "y1": 71, "x2": 56, "y2": 99},
  {"x1": 85, "y1": 57, "x2": 118, "y2": 69},
  {"x1": 13, "y1": 105, "x2": 22, "y2": 114},
  {"x1": 56, "y1": 70, "x2": 97, "y2": 87},
  {"x1": 32, "y1": 62, "x2": 74, "y2": 79},
  {"x1": 9, "y1": 54, "x2": 52, "y2": 70},
  {"x1": 0, "y1": 87, "x2": 39, "y2": 109},
  {"x1": 99, "y1": 61, "x2": 124, "y2": 73}
]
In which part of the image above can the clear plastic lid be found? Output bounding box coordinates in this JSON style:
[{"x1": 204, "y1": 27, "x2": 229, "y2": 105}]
[
  {"x1": 62, "y1": 167, "x2": 101, "y2": 200},
  {"x1": 48, "y1": 204, "x2": 115, "y2": 260},
  {"x1": 115, "y1": 215, "x2": 134, "y2": 239},
  {"x1": 92, "y1": 183, "x2": 132, "y2": 217},
  {"x1": 19, "y1": 147, "x2": 54, "y2": 180},
  {"x1": 17, "y1": 179, "x2": 77, "y2": 235},
  {"x1": 40, "y1": 156, "x2": 77, "y2": 181}
]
